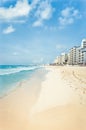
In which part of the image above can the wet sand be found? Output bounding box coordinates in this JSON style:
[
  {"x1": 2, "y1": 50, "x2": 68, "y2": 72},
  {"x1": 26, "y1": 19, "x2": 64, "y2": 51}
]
[{"x1": 0, "y1": 66, "x2": 86, "y2": 130}]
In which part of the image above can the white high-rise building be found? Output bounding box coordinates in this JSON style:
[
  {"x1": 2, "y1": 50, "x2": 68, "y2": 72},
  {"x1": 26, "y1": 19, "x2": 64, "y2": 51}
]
[
  {"x1": 54, "y1": 53, "x2": 68, "y2": 65},
  {"x1": 68, "y1": 46, "x2": 79, "y2": 65},
  {"x1": 60, "y1": 53, "x2": 68, "y2": 65},
  {"x1": 79, "y1": 47, "x2": 86, "y2": 65},
  {"x1": 54, "y1": 39, "x2": 86, "y2": 66},
  {"x1": 77, "y1": 39, "x2": 86, "y2": 65},
  {"x1": 68, "y1": 39, "x2": 86, "y2": 65},
  {"x1": 81, "y1": 39, "x2": 86, "y2": 48}
]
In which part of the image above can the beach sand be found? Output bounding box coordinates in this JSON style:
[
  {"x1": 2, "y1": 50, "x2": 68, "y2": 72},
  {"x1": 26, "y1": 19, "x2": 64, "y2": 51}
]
[{"x1": 0, "y1": 66, "x2": 86, "y2": 130}]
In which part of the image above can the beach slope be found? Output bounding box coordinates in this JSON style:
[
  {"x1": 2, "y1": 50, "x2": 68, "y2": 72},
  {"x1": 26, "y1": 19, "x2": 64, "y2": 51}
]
[{"x1": 0, "y1": 66, "x2": 86, "y2": 130}]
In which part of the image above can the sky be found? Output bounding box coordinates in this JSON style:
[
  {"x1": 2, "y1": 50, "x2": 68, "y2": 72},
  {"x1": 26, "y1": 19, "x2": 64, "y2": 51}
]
[{"x1": 0, "y1": 0, "x2": 86, "y2": 65}]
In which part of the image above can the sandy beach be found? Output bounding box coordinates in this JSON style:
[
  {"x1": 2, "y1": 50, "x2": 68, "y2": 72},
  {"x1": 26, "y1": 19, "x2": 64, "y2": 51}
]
[{"x1": 0, "y1": 66, "x2": 86, "y2": 130}]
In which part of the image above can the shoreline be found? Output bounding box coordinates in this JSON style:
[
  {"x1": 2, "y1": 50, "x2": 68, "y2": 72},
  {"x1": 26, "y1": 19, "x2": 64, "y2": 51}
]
[
  {"x1": 0, "y1": 68, "x2": 47, "y2": 99},
  {"x1": 0, "y1": 66, "x2": 86, "y2": 130}
]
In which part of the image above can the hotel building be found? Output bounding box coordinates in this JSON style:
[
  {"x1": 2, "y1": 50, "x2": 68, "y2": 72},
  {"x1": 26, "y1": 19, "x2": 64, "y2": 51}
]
[
  {"x1": 54, "y1": 39, "x2": 86, "y2": 65},
  {"x1": 54, "y1": 53, "x2": 68, "y2": 65}
]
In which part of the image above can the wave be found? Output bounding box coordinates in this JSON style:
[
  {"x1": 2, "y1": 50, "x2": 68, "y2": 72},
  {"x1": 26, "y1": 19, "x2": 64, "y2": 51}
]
[{"x1": 0, "y1": 66, "x2": 40, "y2": 76}]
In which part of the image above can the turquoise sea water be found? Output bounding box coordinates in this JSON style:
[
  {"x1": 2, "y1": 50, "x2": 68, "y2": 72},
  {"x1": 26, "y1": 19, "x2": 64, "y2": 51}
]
[{"x1": 0, "y1": 65, "x2": 40, "y2": 97}]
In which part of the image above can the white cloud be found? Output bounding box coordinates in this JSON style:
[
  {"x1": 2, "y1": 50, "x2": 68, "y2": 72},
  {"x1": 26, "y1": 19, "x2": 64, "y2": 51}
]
[
  {"x1": 56, "y1": 44, "x2": 66, "y2": 50},
  {"x1": 0, "y1": 0, "x2": 31, "y2": 22},
  {"x1": 31, "y1": 0, "x2": 40, "y2": 7},
  {"x1": 0, "y1": 0, "x2": 54, "y2": 26},
  {"x1": 59, "y1": 7, "x2": 81, "y2": 28},
  {"x1": 3, "y1": 25, "x2": 15, "y2": 34},
  {"x1": 33, "y1": 20, "x2": 43, "y2": 27},
  {"x1": 33, "y1": 0, "x2": 54, "y2": 27}
]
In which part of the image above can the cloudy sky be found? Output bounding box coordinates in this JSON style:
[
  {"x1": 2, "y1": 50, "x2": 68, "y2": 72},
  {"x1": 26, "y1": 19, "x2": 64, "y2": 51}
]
[{"x1": 0, "y1": 0, "x2": 86, "y2": 64}]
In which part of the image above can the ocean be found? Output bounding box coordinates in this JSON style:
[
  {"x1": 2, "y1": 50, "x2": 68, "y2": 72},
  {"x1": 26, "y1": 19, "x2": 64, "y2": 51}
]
[{"x1": 0, "y1": 65, "x2": 41, "y2": 97}]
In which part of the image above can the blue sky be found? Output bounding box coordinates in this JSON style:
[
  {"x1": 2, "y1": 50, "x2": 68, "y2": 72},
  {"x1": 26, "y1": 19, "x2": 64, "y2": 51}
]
[{"x1": 0, "y1": 0, "x2": 86, "y2": 64}]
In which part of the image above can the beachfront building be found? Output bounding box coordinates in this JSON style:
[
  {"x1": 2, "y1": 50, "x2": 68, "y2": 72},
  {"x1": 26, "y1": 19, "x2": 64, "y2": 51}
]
[
  {"x1": 68, "y1": 46, "x2": 79, "y2": 65},
  {"x1": 54, "y1": 56, "x2": 60, "y2": 65},
  {"x1": 76, "y1": 39, "x2": 86, "y2": 65},
  {"x1": 78, "y1": 47, "x2": 86, "y2": 65},
  {"x1": 81, "y1": 39, "x2": 86, "y2": 48},
  {"x1": 68, "y1": 39, "x2": 86, "y2": 65},
  {"x1": 60, "y1": 53, "x2": 68, "y2": 65},
  {"x1": 54, "y1": 53, "x2": 68, "y2": 65},
  {"x1": 79, "y1": 39, "x2": 86, "y2": 65},
  {"x1": 55, "y1": 39, "x2": 86, "y2": 66},
  {"x1": 83, "y1": 48, "x2": 86, "y2": 65},
  {"x1": 54, "y1": 56, "x2": 59, "y2": 65}
]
